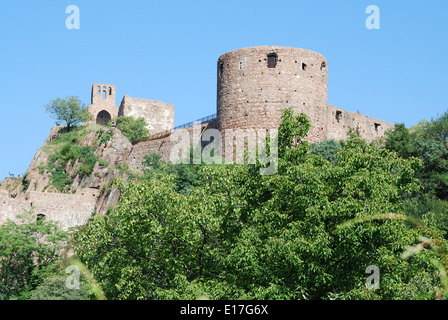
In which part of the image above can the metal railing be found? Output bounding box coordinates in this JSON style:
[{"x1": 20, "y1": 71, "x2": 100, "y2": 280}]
[{"x1": 132, "y1": 113, "x2": 217, "y2": 144}]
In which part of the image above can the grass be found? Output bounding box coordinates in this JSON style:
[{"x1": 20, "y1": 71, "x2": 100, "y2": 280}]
[{"x1": 41, "y1": 124, "x2": 109, "y2": 193}]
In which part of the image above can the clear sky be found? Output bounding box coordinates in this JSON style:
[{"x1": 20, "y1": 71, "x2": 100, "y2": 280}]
[{"x1": 0, "y1": 0, "x2": 447, "y2": 179}]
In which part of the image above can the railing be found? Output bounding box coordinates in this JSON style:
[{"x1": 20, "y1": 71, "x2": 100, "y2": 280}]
[
  {"x1": 173, "y1": 114, "x2": 217, "y2": 131},
  {"x1": 132, "y1": 114, "x2": 217, "y2": 145}
]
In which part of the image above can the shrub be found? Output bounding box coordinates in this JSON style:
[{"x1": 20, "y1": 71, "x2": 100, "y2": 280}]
[{"x1": 116, "y1": 116, "x2": 149, "y2": 143}]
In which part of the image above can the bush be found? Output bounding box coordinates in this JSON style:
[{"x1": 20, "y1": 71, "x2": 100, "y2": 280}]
[
  {"x1": 30, "y1": 275, "x2": 90, "y2": 300},
  {"x1": 310, "y1": 139, "x2": 342, "y2": 164},
  {"x1": 0, "y1": 210, "x2": 68, "y2": 299},
  {"x1": 50, "y1": 167, "x2": 73, "y2": 192},
  {"x1": 116, "y1": 116, "x2": 149, "y2": 143}
]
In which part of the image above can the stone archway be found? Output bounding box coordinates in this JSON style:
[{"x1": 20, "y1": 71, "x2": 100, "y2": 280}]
[{"x1": 96, "y1": 110, "x2": 111, "y2": 126}]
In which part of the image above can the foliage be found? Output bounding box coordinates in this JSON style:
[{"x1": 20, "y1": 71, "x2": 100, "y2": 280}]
[
  {"x1": 49, "y1": 167, "x2": 73, "y2": 192},
  {"x1": 98, "y1": 129, "x2": 114, "y2": 146},
  {"x1": 310, "y1": 139, "x2": 342, "y2": 164},
  {"x1": 21, "y1": 173, "x2": 30, "y2": 192},
  {"x1": 385, "y1": 123, "x2": 415, "y2": 159},
  {"x1": 29, "y1": 275, "x2": 90, "y2": 300},
  {"x1": 0, "y1": 210, "x2": 68, "y2": 300},
  {"x1": 44, "y1": 96, "x2": 92, "y2": 132},
  {"x1": 142, "y1": 149, "x2": 206, "y2": 195},
  {"x1": 73, "y1": 108, "x2": 439, "y2": 300},
  {"x1": 116, "y1": 116, "x2": 150, "y2": 144},
  {"x1": 44, "y1": 127, "x2": 108, "y2": 191},
  {"x1": 385, "y1": 113, "x2": 448, "y2": 200}
]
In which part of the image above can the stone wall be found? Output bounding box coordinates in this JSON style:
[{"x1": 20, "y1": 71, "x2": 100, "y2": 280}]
[
  {"x1": 128, "y1": 120, "x2": 217, "y2": 171},
  {"x1": 326, "y1": 105, "x2": 395, "y2": 141},
  {"x1": 0, "y1": 189, "x2": 97, "y2": 230},
  {"x1": 119, "y1": 95, "x2": 175, "y2": 135}
]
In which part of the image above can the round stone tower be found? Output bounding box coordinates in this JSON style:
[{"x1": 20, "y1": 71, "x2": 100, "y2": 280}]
[{"x1": 217, "y1": 46, "x2": 329, "y2": 141}]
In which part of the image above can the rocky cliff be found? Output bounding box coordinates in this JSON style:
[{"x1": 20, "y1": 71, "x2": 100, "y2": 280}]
[{"x1": 0, "y1": 124, "x2": 134, "y2": 230}]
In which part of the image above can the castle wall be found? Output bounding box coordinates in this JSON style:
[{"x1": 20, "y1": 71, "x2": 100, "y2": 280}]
[
  {"x1": 128, "y1": 120, "x2": 218, "y2": 171},
  {"x1": 119, "y1": 95, "x2": 174, "y2": 135},
  {"x1": 0, "y1": 189, "x2": 97, "y2": 230},
  {"x1": 326, "y1": 105, "x2": 395, "y2": 141}
]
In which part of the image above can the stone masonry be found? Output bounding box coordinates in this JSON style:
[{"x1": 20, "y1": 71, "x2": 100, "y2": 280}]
[{"x1": 119, "y1": 95, "x2": 174, "y2": 135}]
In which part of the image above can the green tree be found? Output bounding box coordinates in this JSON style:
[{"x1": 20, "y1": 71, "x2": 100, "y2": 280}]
[
  {"x1": 311, "y1": 139, "x2": 342, "y2": 164},
  {"x1": 29, "y1": 275, "x2": 90, "y2": 300},
  {"x1": 385, "y1": 119, "x2": 448, "y2": 200},
  {"x1": 73, "y1": 109, "x2": 437, "y2": 300},
  {"x1": 116, "y1": 116, "x2": 150, "y2": 143},
  {"x1": 0, "y1": 210, "x2": 68, "y2": 300},
  {"x1": 385, "y1": 123, "x2": 415, "y2": 159},
  {"x1": 142, "y1": 149, "x2": 206, "y2": 195},
  {"x1": 44, "y1": 96, "x2": 92, "y2": 132}
]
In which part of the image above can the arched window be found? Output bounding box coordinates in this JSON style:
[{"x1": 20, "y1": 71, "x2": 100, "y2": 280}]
[
  {"x1": 96, "y1": 110, "x2": 112, "y2": 125},
  {"x1": 103, "y1": 91, "x2": 107, "y2": 99},
  {"x1": 37, "y1": 214, "x2": 46, "y2": 223}
]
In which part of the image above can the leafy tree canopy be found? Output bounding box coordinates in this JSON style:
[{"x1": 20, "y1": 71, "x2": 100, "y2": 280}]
[
  {"x1": 74, "y1": 108, "x2": 441, "y2": 300},
  {"x1": 116, "y1": 116, "x2": 150, "y2": 144},
  {"x1": 44, "y1": 96, "x2": 92, "y2": 132}
]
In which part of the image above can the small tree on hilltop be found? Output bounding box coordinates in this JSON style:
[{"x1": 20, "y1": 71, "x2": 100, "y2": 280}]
[{"x1": 45, "y1": 96, "x2": 92, "y2": 132}]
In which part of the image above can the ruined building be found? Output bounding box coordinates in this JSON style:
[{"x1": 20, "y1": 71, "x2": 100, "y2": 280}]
[{"x1": 0, "y1": 46, "x2": 394, "y2": 230}]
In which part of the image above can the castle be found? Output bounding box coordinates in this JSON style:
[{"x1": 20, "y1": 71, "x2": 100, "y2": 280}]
[
  {"x1": 88, "y1": 46, "x2": 393, "y2": 151},
  {"x1": 0, "y1": 46, "x2": 394, "y2": 230}
]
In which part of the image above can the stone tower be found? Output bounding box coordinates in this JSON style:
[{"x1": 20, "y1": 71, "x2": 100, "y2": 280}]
[
  {"x1": 87, "y1": 83, "x2": 119, "y2": 125},
  {"x1": 92, "y1": 83, "x2": 116, "y2": 106},
  {"x1": 217, "y1": 46, "x2": 329, "y2": 142}
]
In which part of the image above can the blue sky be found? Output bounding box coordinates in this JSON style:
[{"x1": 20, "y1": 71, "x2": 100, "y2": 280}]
[{"x1": 0, "y1": 0, "x2": 447, "y2": 179}]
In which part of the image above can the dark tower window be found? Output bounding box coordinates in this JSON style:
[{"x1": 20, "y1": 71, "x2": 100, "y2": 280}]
[
  {"x1": 109, "y1": 87, "x2": 112, "y2": 95},
  {"x1": 374, "y1": 123, "x2": 381, "y2": 134},
  {"x1": 321, "y1": 61, "x2": 326, "y2": 73},
  {"x1": 267, "y1": 53, "x2": 278, "y2": 68},
  {"x1": 218, "y1": 61, "x2": 224, "y2": 78},
  {"x1": 336, "y1": 111, "x2": 342, "y2": 123},
  {"x1": 302, "y1": 62, "x2": 307, "y2": 71},
  {"x1": 97, "y1": 110, "x2": 112, "y2": 126}
]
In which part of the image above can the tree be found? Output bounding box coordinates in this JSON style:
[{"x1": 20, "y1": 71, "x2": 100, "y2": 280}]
[
  {"x1": 73, "y1": 109, "x2": 438, "y2": 300},
  {"x1": 385, "y1": 123, "x2": 415, "y2": 159},
  {"x1": 29, "y1": 275, "x2": 90, "y2": 300},
  {"x1": 311, "y1": 139, "x2": 342, "y2": 164},
  {"x1": 0, "y1": 210, "x2": 68, "y2": 300},
  {"x1": 385, "y1": 119, "x2": 448, "y2": 200},
  {"x1": 44, "y1": 96, "x2": 92, "y2": 132},
  {"x1": 116, "y1": 116, "x2": 150, "y2": 144}
]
